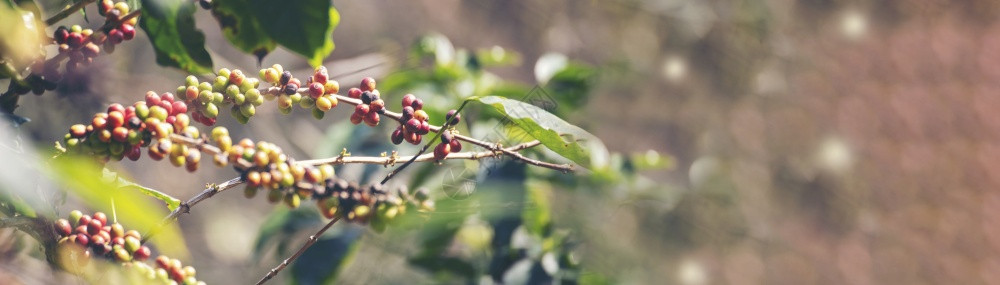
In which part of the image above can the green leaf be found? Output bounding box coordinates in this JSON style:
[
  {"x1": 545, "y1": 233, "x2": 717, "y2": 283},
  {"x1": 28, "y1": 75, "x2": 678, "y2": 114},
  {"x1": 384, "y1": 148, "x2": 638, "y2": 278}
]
[
  {"x1": 209, "y1": 0, "x2": 275, "y2": 59},
  {"x1": 48, "y1": 157, "x2": 188, "y2": 258},
  {"x1": 290, "y1": 227, "x2": 361, "y2": 285},
  {"x1": 245, "y1": 0, "x2": 338, "y2": 66},
  {"x1": 472, "y1": 96, "x2": 607, "y2": 169},
  {"x1": 103, "y1": 168, "x2": 180, "y2": 211},
  {"x1": 139, "y1": 0, "x2": 213, "y2": 74}
]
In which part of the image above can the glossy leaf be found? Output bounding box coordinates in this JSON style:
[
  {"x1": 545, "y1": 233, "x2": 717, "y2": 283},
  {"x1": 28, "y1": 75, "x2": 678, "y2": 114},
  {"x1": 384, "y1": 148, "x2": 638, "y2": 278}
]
[
  {"x1": 244, "y1": 0, "x2": 338, "y2": 66},
  {"x1": 472, "y1": 96, "x2": 607, "y2": 169},
  {"x1": 209, "y1": 0, "x2": 276, "y2": 59},
  {"x1": 139, "y1": 0, "x2": 213, "y2": 74}
]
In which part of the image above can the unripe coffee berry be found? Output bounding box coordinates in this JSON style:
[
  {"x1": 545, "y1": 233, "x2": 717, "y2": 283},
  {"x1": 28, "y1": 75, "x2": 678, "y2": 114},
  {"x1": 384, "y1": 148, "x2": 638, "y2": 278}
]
[
  {"x1": 316, "y1": 96, "x2": 334, "y2": 111},
  {"x1": 413, "y1": 109, "x2": 429, "y2": 121},
  {"x1": 324, "y1": 81, "x2": 339, "y2": 94}
]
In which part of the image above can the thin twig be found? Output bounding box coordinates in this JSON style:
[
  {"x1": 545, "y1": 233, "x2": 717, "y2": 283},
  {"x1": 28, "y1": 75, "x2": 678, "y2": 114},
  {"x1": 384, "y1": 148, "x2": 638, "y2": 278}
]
[
  {"x1": 44, "y1": 0, "x2": 98, "y2": 26},
  {"x1": 256, "y1": 216, "x2": 341, "y2": 285},
  {"x1": 141, "y1": 176, "x2": 243, "y2": 243}
]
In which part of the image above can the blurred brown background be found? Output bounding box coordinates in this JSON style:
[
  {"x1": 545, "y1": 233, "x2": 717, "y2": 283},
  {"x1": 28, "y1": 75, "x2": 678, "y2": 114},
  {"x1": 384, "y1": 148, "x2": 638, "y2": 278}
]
[{"x1": 6, "y1": 0, "x2": 1000, "y2": 284}]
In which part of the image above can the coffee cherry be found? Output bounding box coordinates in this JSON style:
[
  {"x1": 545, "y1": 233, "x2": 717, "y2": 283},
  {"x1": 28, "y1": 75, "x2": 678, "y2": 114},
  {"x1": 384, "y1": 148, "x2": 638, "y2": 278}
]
[
  {"x1": 55, "y1": 26, "x2": 70, "y2": 44},
  {"x1": 440, "y1": 132, "x2": 453, "y2": 144},
  {"x1": 369, "y1": 99, "x2": 385, "y2": 113},
  {"x1": 283, "y1": 82, "x2": 298, "y2": 95},
  {"x1": 411, "y1": 98, "x2": 424, "y2": 110},
  {"x1": 279, "y1": 70, "x2": 292, "y2": 85},
  {"x1": 354, "y1": 104, "x2": 370, "y2": 115},
  {"x1": 315, "y1": 96, "x2": 334, "y2": 111},
  {"x1": 433, "y1": 143, "x2": 450, "y2": 161},
  {"x1": 308, "y1": 82, "x2": 324, "y2": 98},
  {"x1": 445, "y1": 109, "x2": 461, "y2": 125},
  {"x1": 360, "y1": 91, "x2": 374, "y2": 104},
  {"x1": 405, "y1": 132, "x2": 422, "y2": 144},
  {"x1": 391, "y1": 127, "x2": 404, "y2": 145},
  {"x1": 75, "y1": 233, "x2": 90, "y2": 246},
  {"x1": 413, "y1": 109, "x2": 428, "y2": 122},
  {"x1": 348, "y1": 87, "x2": 362, "y2": 99},
  {"x1": 324, "y1": 81, "x2": 339, "y2": 94},
  {"x1": 449, "y1": 139, "x2": 463, "y2": 152},
  {"x1": 134, "y1": 246, "x2": 151, "y2": 261},
  {"x1": 124, "y1": 236, "x2": 141, "y2": 253},
  {"x1": 405, "y1": 118, "x2": 421, "y2": 133},
  {"x1": 120, "y1": 24, "x2": 135, "y2": 40},
  {"x1": 364, "y1": 111, "x2": 380, "y2": 126},
  {"x1": 55, "y1": 219, "x2": 73, "y2": 236},
  {"x1": 360, "y1": 77, "x2": 376, "y2": 92},
  {"x1": 418, "y1": 120, "x2": 431, "y2": 135}
]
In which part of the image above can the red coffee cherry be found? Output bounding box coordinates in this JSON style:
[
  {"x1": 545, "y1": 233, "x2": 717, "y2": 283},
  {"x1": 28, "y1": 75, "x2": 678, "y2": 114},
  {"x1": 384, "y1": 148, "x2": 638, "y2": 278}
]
[
  {"x1": 401, "y1": 94, "x2": 416, "y2": 108},
  {"x1": 405, "y1": 118, "x2": 421, "y2": 133},
  {"x1": 391, "y1": 127, "x2": 404, "y2": 145},
  {"x1": 445, "y1": 109, "x2": 461, "y2": 125},
  {"x1": 348, "y1": 87, "x2": 362, "y2": 99},
  {"x1": 369, "y1": 99, "x2": 385, "y2": 113},
  {"x1": 55, "y1": 219, "x2": 73, "y2": 236},
  {"x1": 363, "y1": 111, "x2": 380, "y2": 126},
  {"x1": 360, "y1": 77, "x2": 376, "y2": 92},
  {"x1": 120, "y1": 24, "x2": 136, "y2": 40},
  {"x1": 308, "y1": 82, "x2": 324, "y2": 98},
  {"x1": 450, "y1": 139, "x2": 462, "y2": 152},
  {"x1": 433, "y1": 143, "x2": 450, "y2": 161}
]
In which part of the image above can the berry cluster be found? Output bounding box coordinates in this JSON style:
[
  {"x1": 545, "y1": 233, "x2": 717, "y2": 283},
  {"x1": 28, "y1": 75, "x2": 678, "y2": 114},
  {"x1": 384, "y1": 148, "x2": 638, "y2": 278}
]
[
  {"x1": 204, "y1": 128, "x2": 432, "y2": 230},
  {"x1": 52, "y1": 1, "x2": 138, "y2": 74},
  {"x1": 53, "y1": 210, "x2": 151, "y2": 267},
  {"x1": 259, "y1": 65, "x2": 340, "y2": 119},
  {"x1": 389, "y1": 93, "x2": 431, "y2": 145},
  {"x1": 433, "y1": 110, "x2": 463, "y2": 161},
  {"x1": 177, "y1": 68, "x2": 262, "y2": 125},
  {"x1": 347, "y1": 77, "x2": 384, "y2": 127},
  {"x1": 315, "y1": 182, "x2": 434, "y2": 232},
  {"x1": 53, "y1": 210, "x2": 205, "y2": 284},
  {"x1": 138, "y1": 255, "x2": 203, "y2": 285},
  {"x1": 62, "y1": 95, "x2": 194, "y2": 165}
]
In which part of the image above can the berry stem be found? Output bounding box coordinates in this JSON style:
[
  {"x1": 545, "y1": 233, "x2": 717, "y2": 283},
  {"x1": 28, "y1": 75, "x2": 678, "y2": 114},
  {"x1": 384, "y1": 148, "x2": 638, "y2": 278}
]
[
  {"x1": 256, "y1": 216, "x2": 341, "y2": 285},
  {"x1": 44, "y1": 0, "x2": 99, "y2": 26}
]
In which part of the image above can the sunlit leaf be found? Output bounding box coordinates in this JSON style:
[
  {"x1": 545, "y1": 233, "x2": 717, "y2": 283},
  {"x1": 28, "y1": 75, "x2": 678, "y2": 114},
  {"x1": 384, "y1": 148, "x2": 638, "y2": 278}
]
[
  {"x1": 139, "y1": 0, "x2": 213, "y2": 74},
  {"x1": 472, "y1": 96, "x2": 608, "y2": 169}
]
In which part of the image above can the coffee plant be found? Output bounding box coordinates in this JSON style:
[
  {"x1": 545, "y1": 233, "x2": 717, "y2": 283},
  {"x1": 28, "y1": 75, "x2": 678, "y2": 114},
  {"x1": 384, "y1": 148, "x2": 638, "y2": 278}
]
[{"x1": 0, "y1": 0, "x2": 667, "y2": 284}]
